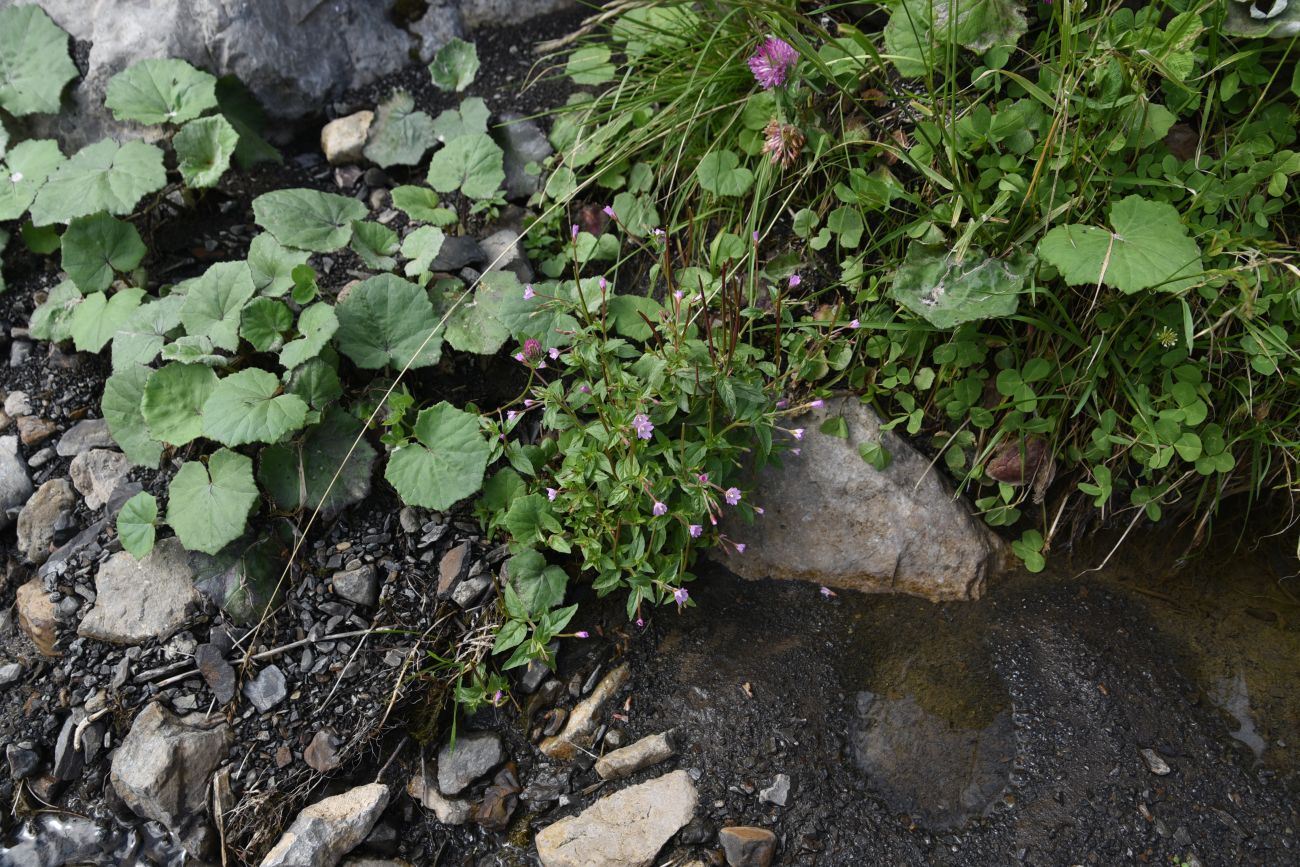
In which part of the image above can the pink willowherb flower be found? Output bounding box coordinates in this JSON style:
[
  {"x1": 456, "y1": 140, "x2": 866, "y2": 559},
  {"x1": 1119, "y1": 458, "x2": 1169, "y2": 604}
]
[
  {"x1": 792, "y1": 428, "x2": 804, "y2": 440},
  {"x1": 575, "y1": 630, "x2": 590, "y2": 638},
  {"x1": 632, "y1": 414, "x2": 654, "y2": 440},
  {"x1": 602, "y1": 204, "x2": 615, "y2": 219},
  {"x1": 546, "y1": 487, "x2": 558, "y2": 501},
  {"x1": 748, "y1": 36, "x2": 799, "y2": 89},
  {"x1": 735, "y1": 542, "x2": 747, "y2": 553},
  {"x1": 788, "y1": 274, "x2": 802, "y2": 288},
  {"x1": 652, "y1": 501, "x2": 667, "y2": 517},
  {"x1": 725, "y1": 487, "x2": 742, "y2": 505},
  {"x1": 810, "y1": 398, "x2": 824, "y2": 408},
  {"x1": 523, "y1": 284, "x2": 536, "y2": 300},
  {"x1": 849, "y1": 319, "x2": 861, "y2": 329},
  {"x1": 674, "y1": 587, "x2": 689, "y2": 606},
  {"x1": 689, "y1": 524, "x2": 703, "y2": 538}
]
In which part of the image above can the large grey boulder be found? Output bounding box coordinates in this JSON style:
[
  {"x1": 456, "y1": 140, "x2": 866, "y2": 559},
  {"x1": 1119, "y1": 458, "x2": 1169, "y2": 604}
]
[
  {"x1": 79, "y1": 538, "x2": 200, "y2": 644},
  {"x1": 111, "y1": 703, "x2": 232, "y2": 858},
  {"x1": 259, "y1": 783, "x2": 390, "y2": 867},
  {"x1": 0, "y1": 435, "x2": 33, "y2": 530},
  {"x1": 716, "y1": 397, "x2": 1004, "y2": 602},
  {"x1": 535, "y1": 770, "x2": 697, "y2": 867}
]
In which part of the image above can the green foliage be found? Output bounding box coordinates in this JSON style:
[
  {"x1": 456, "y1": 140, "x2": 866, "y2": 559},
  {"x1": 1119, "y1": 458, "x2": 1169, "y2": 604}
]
[
  {"x1": 0, "y1": 140, "x2": 64, "y2": 220},
  {"x1": 105, "y1": 59, "x2": 218, "y2": 125},
  {"x1": 102, "y1": 364, "x2": 163, "y2": 468},
  {"x1": 426, "y1": 133, "x2": 505, "y2": 200},
  {"x1": 259, "y1": 406, "x2": 376, "y2": 517},
  {"x1": 429, "y1": 38, "x2": 479, "y2": 92},
  {"x1": 174, "y1": 115, "x2": 240, "y2": 188},
  {"x1": 141, "y1": 362, "x2": 219, "y2": 446},
  {"x1": 335, "y1": 273, "x2": 443, "y2": 370},
  {"x1": 247, "y1": 233, "x2": 310, "y2": 296},
  {"x1": 384, "y1": 402, "x2": 491, "y2": 510},
  {"x1": 889, "y1": 247, "x2": 1034, "y2": 328},
  {"x1": 252, "y1": 188, "x2": 368, "y2": 252},
  {"x1": 61, "y1": 213, "x2": 147, "y2": 293},
  {"x1": 0, "y1": 5, "x2": 78, "y2": 116},
  {"x1": 117, "y1": 491, "x2": 159, "y2": 559},
  {"x1": 70, "y1": 287, "x2": 144, "y2": 353},
  {"x1": 365, "y1": 90, "x2": 436, "y2": 167},
  {"x1": 179, "y1": 261, "x2": 256, "y2": 351},
  {"x1": 201, "y1": 368, "x2": 308, "y2": 446},
  {"x1": 29, "y1": 139, "x2": 167, "y2": 225},
  {"x1": 167, "y1": 448, "x2": 259, "y2": 554},
  {"x1": 695, "y1": 150, "x2": 753, "y2": 197}
]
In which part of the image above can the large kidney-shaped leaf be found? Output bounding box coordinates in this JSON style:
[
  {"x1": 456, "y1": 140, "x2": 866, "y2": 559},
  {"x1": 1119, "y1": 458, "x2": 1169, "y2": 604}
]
[
  {"x1": 252, "y1": 188, "x2": 367, "y2": 252},
  {"x1": 889, "y1": 246, "x2": 1034, "y2": 328},
  {"x1": 167, "y1": 448, "x2": 259, "y2": 555},
  {"x1": 445, "y1": 270, "x2": 536, "y2": 355},
  {"x1": 429, "y1": 37, "x2": 480, "y2": 92},
  {"x1": 70, "y1": 287, "x2": 145, "y2": 353},
  {"x1": 29, "y1": 280, "x2": 82, "y2": 342},
  {"x1": 696, "y1": 150, "x2": 753, "y2": 198},
  {"x1": 61, "y1": 213, "x2": 146, "y2": 293},
  {"x1": 384, "y1": 402, "x2": 490, "y2": 510},
  {"x1": 364, "y1": 90, "x2": 436, "y2": 167},
  {"x1": 141, "y1": 362, "x2": 219, "y2": 446},
  {"x1": 202, "y1": 368, "x2": 308, "y2": 446},
  {"x1": 1038, "y1": 196, "x2": 1203, "y2": 294},
  {"x1": 350, "y1": 220, "x2": 399, "y2": 270},
  {"x1": 0, "y1": 139, "x2": 64, "y2": 220},
  {"x1": 885, "y1": 0, "x2": 1029, "y2": 76},
  {"x1": 279, "y1": 302, "x2": 339, "y2": 371},
  {"x1": 259, "y1": 406, "x2": 376, "y2": 518},
  {"x1": 105, "y1": 58, "x2": 218, "y2": 125},
  {"x1": 0, "y1": 6, "x2": 78, "y2": 116},
  {"x1": 29, "y1": 139, "x2": 166, "y2": 225},
  {"x1": 335, "y1": 273, "x2": 442, "y2": 370},
  {"x1": 117, "y1": 491, "x2": 158, "y2": 559},
  {"x1": 426, "y1": 133, "x2": 504, "y2": 200},
  {"x1": 179, "y1": 261, "x2": 256, "y2": 350},
  {"x1": 102, "y1": 364, "x2": 164, "y2": 468},
  {"x1": 431, "y1": 97, "x2": 490, "y2": 142},
  {"x1": 247, "y1": 233, "x2": 310, "y2": 296},
  {"x1": 174, "y1": 115, "x2": 239, "y2": 188}
]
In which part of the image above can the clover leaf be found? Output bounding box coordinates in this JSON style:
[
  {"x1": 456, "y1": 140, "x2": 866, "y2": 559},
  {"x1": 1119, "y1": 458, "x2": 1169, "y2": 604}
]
[
  {"x1": 202, "y1": 368, "x2": 308, "y2": 446},
  {"x1": 384, "y1": 402, "x2": 490, "y2": 510},
  {"x1": 117, "y1": 491, "x2": 158, "y2": 559},
  {"x1": 141, "y1": 362, "x2": 219, "y2": 446},
  {"x1": 60, "y1": 213, "x2": 146, "y2": 293},
  {"x1": 335, "y1": 273, "x2": 442, "y2": 370},
  {"x1": 252, "y1": 188, "x2": 367, "y2": 252},
  {"x1": 429, "y1": 38, "x2": 479, "y2": 92},
  {"x1": 167, "y1": 448, "x2": 259, "y2": 555},
  {"x1": 174, "y1": 115, "x2": 239, "y2": 188},
  {"x1": 0, "y1": 6, "x2": 78, "y2": 116},
  {"x1": 29, "y1": 139, "x2": 167, "y2": 225},
  {"x1": 696, "y1": 150, "x2": 753, "y2": 197},
  {"x1": 105, "y1": 58, "x2": 218, "y2": 125}
]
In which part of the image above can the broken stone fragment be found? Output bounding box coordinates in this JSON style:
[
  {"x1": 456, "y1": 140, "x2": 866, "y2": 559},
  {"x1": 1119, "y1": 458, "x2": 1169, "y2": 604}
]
[
  {"x1": 594, "y1": 731, "x2": 674, "y2": 781},
  {"x1": 540, "y1": 664, "x2": 630, "y2": 761},
  {"x1": 259, "y1": 783, "x2": 390, "y2": 867},
  {"x1": 322, "y1": 111, "x2": 374, "y2": 165}
]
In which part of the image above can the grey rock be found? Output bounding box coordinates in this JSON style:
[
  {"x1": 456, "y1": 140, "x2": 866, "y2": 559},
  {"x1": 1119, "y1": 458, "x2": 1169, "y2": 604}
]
[
  {"x1": 7, "y1": 742, "x2": 40, "y2": 780},
  {"x1": 479, "y1": 228, "x2": 532, "y2": 283},
  {"x1": 195, "y1": 644, "x2": 236, "y2": 704},
  {"x1": 305, "y1": 727, "x2": 342, "y2": 773},
  {"x1": 459, "y1": 0, "x2": 574, "y2": 27},
  {"x1": 0, "y1": 661, "x2": 23, "y2": 687},
  {"x1": 1141, "y1": 748, "x2": 1172, "y2": 775},
  {"x1": 595, "y1": 732, "x2": 675, "y2": 781},
  {"x1": 437, "y1": 730, "x2": 504, "y2": 795},
  {"x1": 259, "y1": 783, "x2": 390, "y2": 867},
  {"x1": 16, "y1": 478, "x2": 75, "y2": 564},
  {"x1": 27, "y1": 447, "x2": 55, "y2": 468},
  {"x1": 0, "y1": 435, "x2": 33, "y2": 530},
  {"x1": 431, "y1": 236, "x2": 486, "y2": 272},
  {"x1": 494, "y1": 112, "x2": 553, "y2": 200},
  {"x1": 758, "y1": 773, "x2": 790, "y2": 807},
  {"x1": 78, "y1": 539, "x2": 200, "y2": 644},
  {"x1": 535, "y1": 770, "x2": 697, "y2": 867},
  {"x1": 521, "y1": 764, "x2": 571, "y2": 805},
  {"x1": 437, "y1": 541, "x2": 471, "y2": 596},
  {"x1": 718, "y1": 826, "x2": 777, "y2": 867},
  {"x1": 16, "y1": 578, "x2": 59, "y2": 657},
  {"x1": 407, "y1": 764, "x2": 471, "y2": 825},
  {"x1": 56, "y1": 419, "x2": 115, "y2": 456},
  {"x1": 111, "y1": 703, "x2": 232, "y2": 858},
  {"x1": 69, "y1": 448, "x2": 131, "y2": 510},
  {"x1": 398, "y1": 506, "x2": 421, "y2": 534},
  {"x1": 410, "y1": 2, "x2": 466, "y2": 63},
  {"x1": 4, "y1": 391, "x2": 31, "y2": 417},
  {"x1": 322, "y1": 110, "x2": 374, "y2": 164},
  {"x1": 541, "y1": 665, "x2": 630, "y2": 761},
  {"x1": 52, "y1": 713, "x2": 84, "y2": 780},
  {"x1": 39, "y1": 517, "x2": 107, "y2": 579},
  {"x1": 451, "y1": 572, "x2": 490, "y2": 609},
  {"x1": 333, "y1": 563, "x2": 379, "y2": 607},
  {"x1": 716, "y1": 397, "x2": 1004, "y2": 602},
  {"x1": 242, "y1": 664, "x2": 288, "y2": 713}
]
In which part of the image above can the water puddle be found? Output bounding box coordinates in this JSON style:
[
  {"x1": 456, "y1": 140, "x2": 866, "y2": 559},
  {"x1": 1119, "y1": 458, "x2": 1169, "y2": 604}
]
[
  {"x1": 1210, "y1": 670, "x2": 1268, "y2": 759},
  {"x1": 0, "y1": 815, "x2": 185, "y2": 867}
]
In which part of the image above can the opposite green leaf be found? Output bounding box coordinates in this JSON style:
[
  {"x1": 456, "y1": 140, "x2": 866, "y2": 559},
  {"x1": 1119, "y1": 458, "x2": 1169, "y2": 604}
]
[
  {"x1": 247, "y1": 233, "x2": 311, "y2": 296},
  {"x1": 426, "y1": 133, "x2": 504, "y2": 200},
  {"x1": 29, "y1": 139, "x2": 167, "y2": 225},
  {"x1": 202, "y1": 368, "x2": 308, "y2": 446},
  {"x1": 334, "y1": 273, "x2": 443, "y2": 369},
  {"x1": 0, "y1": 139, "x2": 64, "y2": 220},
  {"x1": 117, "y1": 491, "x2": 158, "y2": 559},
  {"x1": 0, "y1": 6, "x2": 78, "y2": 116},
  {"x1": 71, "y1": 287, "x2": 145, "y2": 353},
  {"x1": 429, "y1": 38, "x2": 480, "y2": 92},
  {"x1": 179, "y1": 260, "x2": 256, "y2": 351},
  {"x1": 174, "y1": 115, "x2": 239, "y2": 188},
  {"x1": 364, "y1": 90, "x2": 436, "y2": 167},
  {"x1": 105, "y1": 58, "x2": 218, "y2": 125},
  {"x1": 167, "y1": 449, "x2": 259, "y2": 555},
  {"x1": 141, "y1": 362, "x2": 220, "y2": 446},
  {"x1": 61, "y1": 213, "x2": 146, "y2": 293},
  {"x1": 252, "y1": 188, "x2": 367, "y2": 252},
  {"x1": 384, "y1": 401, "x2": 490, "y2": 510},
  {"x1": 278, "y1": 302, "x2": 339, "y2": 370},
  {"x1": 102, "y1": 364, "x2": 164, "y2": 468}
]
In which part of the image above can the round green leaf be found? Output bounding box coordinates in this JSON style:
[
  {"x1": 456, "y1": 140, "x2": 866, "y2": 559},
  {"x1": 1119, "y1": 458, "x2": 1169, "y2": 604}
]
[
  {"x1": 696, "y1": 150, "x2": 753, "y2": 198},
  {"x1": 174, "y1": 115, "x2": 239, "y2": 188},
  {"x1": 566, "y1": 46, "x2": 615, "y2": 85},
  {"x1": 426, "y1": 133, "x2": 504, "y2": 200},
  {"x1": 61, "y1": 213, "x2": 146, "y2": 293},
  {"x1": 179, "y1": 261, "x2": 256, "y2": 351},
  {"x1": 259, "y1": 406, "x2": 376, "y2": 517},
  {"x1": 167, "y1": 448, "x2": 258, "y2": 555},
  {"x1": 71, "y1": 287, "x2": 145, "y2": 353},
  {"x1": 401, "y1": 225, "x2": 445, "y2": 278},
  {"x1": 431, "y1": 97, "x2": 490, "y2": 142},
  {"x1": 0, "y1": 6, "x2": 78, "y2": 116},
  {"x1": 247, "y1": 233, "x2": 311, "y2": 296},
  {"x1": 240, "y1": 297, "x2": 293, "y2": 352},
  {"x1": 279, "y1": 302, "x2": 339, "y2": 371},
  {"x1": 102, "y1": 364, "x2": 164, "y2": 468},
  {"x1": 429, "y1": 38, "x2": 480, "y2": 92},
  {"x1": 384, "y1": 402, "x2": 490, "y2": 510},
  {"x1": 350, "y1": 220, "x2": 399, "y2": 270},
  {"x1": 111, "y1": 294, "x2": 185, "y2": 372},
  {"x1": 286, "y1": 358, "x2": 342, "y2": 409},
  {"x1": 889, "y1": 246, "x2": 1034, "y2": 328},
  {"x1": 252, "y1": 188, "x2": 367, "y2": 252},
  {"x1": 142, "y1": 362, "x2": 220, "y2": 446},
  {"x1": 364, "y1": 90, "x2": 436, "y2": 167},
  {"x1": 117, "y1": 491, "x2": 158, "y2": 559},
  {"x1": 105, "y1": 58, "x2": 218, "y2": 125},
  {"x1": 390, "y1": 185, "x2": 446, "y2": 223},
  {"x1": 29, "y1": 139, "x2": 167, "y2": 225},
  {"x1": 334, "y1": 273, "x2": 442, "y2": 370},
  {"x1": 444, "y1": 270, "x2": 535, "y2": 355},
  {"x1": 0, "y1": 139, "x2": 64, "y2": 220},
  {"x1": 202, "y1": 368, "x2": 308, "y2": 446},
  {"x1": 29, "y1": 279, "x2": 81, "y2": 342}
]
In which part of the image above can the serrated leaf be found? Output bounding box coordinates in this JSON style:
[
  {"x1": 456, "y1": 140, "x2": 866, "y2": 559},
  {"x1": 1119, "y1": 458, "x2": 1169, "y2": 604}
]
[
  {"x1": 252, "y1": 188, "x2": 367, "y2": 252},
  {"x1": 401, "y1": 225, "x2": 445, "y2": 277},
  {"x1": 167, "y1": 449, "x2": 258, "y2": 555},
  {"x1": 444, "y1": 270, "x2": 534, "y2": 355},
  {"x1": 566, "y1": 46, "x2": 615, "y2": 85},
  {"x1": 247, "y1": 233, "x2": 311, "y2": 296},
  {"x1": 174, "y1": 115, "x2": 239, "y2": 188},
  {"x1": 503, "y1": 493, "x2": 559, "y2": 542},
  {"x1": 29, "y1": 279, "x2": 82, "y2": 342},
  {"x1": 111, "y1": 294, "x2": 185, "y2": 371},
  {"x1": 364, "y1": 90, "x2": 436, "y2": 167},
  {"x1": 179, "y1": 261, "x2": 256, "y2": 351},
  {"x1": 240, "y1": 297, "x2": 293, "y2": 352},
  {"x1": 0, "y1": 6, "x2": 78, "y2": 116},
  {"x1": 117, "y1": 491, "x2": 158, "y2": 559},
  {"x1": 889, "y1": 246, "x2": 1034, "y2": 328},
  {"x1": 696, "y1": 150, "x2": 753, "y2": 197},
  {"x1": 202, "y1": 368, "x2": 308, "y2": 446},
  {"x1": 429, "y1": 38, "x2": 480, "y2": 92},
  {"x1": 384, "y1": 401, "x2": 490, "y2": 509},
  {"x1": 335, "y1": 273, "x2": 442, "y2": 369},
  {"x1": 102, "y1": 364, "x2": 163, "y2": 468},
  {"x1": 71, "y1": 286, "x2": 145, "y2": 353},
  {"x1": 350, "y1": 220, "x2": 399, "y2": 270},
  {"x1": 390, "y1": 185, "x2": 447, "y2": 223},
  {"x1": 884, "y1": 0, "x2": 1028, "y2": 76},
  {"x1": 29, "y1": 139, "x2": 167, "y2": 225},
  {"x1": 431, "y1": 97, "x2": 490, "y2": 142},
  {"x1": 259, "y1": 406, "x2": 376, "y2": 517},
  {"x1": 286, "y1": 357, "x2": 341, "y2": 408},
  {"x1": 60, "y1": 213, "x2": 146, "y2": 293},
  {"x1": 426, "y1": 133, "x2": 504, "y2": 200},
  {"x1": 279, "y1": 302, "x2": 338, "y2": 370},
  {"x1": 141, "y1": 362, "x2": 219, "y2": 446},
  {"x1": 0, "y1": 139, "x2": 64, "y2": 220},
  {"x1": 105, "y1": 58, "x2": 218, "y2": 125},
  {"x1": 1038, "y1": 196, "x2": 1203, "y2": 294}
]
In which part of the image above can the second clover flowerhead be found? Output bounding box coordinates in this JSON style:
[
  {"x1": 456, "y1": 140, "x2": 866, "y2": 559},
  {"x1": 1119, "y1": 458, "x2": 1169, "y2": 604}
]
[{"x1": 748, "y1": 36, "x2": 799, "y2": 89}]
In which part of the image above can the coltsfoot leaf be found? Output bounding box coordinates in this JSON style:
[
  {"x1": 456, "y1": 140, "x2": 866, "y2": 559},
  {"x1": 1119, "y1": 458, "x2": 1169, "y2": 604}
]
[
  {"x1": 202, "y1": 368, "x2": 308, "y2": 446},
  {"x1": 117, "y1": 491, "x2": 158, "y2": 559},
  {"x1": 141, "y1": 362, "x2": 219, "y2": 446},
  {"x1": 167, "y1": 448, "x2": 258, "y2": 555},
  {"x1": 384, "y1": 402, "x2": 489, "y2": 510}
]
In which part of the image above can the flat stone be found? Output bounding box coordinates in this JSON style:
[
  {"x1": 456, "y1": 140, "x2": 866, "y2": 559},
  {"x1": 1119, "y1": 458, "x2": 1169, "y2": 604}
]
[
  {"x1": 595, "y1": 732, "x2": 674, "y2": 781},
  {"x1": 242, "y1": 664, "x2": 288, "y2": 713},
  {"x1": 16, "y1": 578, "x2": 59, "y2": 657},
  {"x1": 259, "y1": 783, "x2": 390, "y2": 867},
  {"x1": 7, "y1": 743, "x2": 40, "y2": 780},
  {"x1": 535, "y1": 770, "x2": 697, "y2": 867},
  {"x1": 17, "y1": 416, "x2": 57, "y2": 447},
  {"x1": 16, "y1": 478, "x2": 75, "y2": 563},
  {"x1": 333, "y1": 563, "x2": 378, "y2": 607},
  {"x1": 322, "y1": 110, "x2": 373, "y2": 164},
  {"x1": 540, "y1": 664, "x2": 630, "y2": 761},
  {"x1": 195, "y1": 644, "x2": 236, "y2": 704},
  {"x1": 479, "y1": 228, "x2": 532, "y2": 283},
  {"x1": 0, "y1": 435, "x2": 33, "y2": 530},
  {"x1": 69, "y1": 448, "x2": 131, "y2": 509},
  {"x1": 305, "y1": 728, "x2": 342, "y2": 773},
  {"x1": 430, "y1": 236, "x2": 486, "y2": 273},
  {"x1": 56, "y1": 419, "x2": 115, "y2": 456},
  {"x1": 758, "y1": 773, "x2": 790, "y2": 807},
  {"x1": 407, "y1": 764, "x2": 471, "y2": 825},
  {"x1": 716, "y1": 397, "x2": 1005, "y2": 602},
  {"x1": 718, "y1": 826, "x2": 777, "y2": 867},
  {"x1": 437, "y1": 730, "x2": 504, "y2": 795},
  {"x1": 79, "y1": 538, "x2": 200, "y2": 645},
  {"x1": 451, "y1": 572, "x2": 490, "y2": 609},
  {"x1": 1141, "y1": 748, "x2": 1172, "y2": 775},
  {"x1": 0, "y1": 661, "x2": 23, "y2": 687},
  {"x1": 111, "y1": 703, "x2": 232, "y2": 858},
  {"x1": 437, "y1": 542, "x2": 470, "y2": 596},
  {"x1": 4, "y1": 391, "x2": 31, "y2": 417},
  {"x1": 52, "y1": 713, "x2": 84, "y2": 780},
  {"x1": 410, "y1": 1, "x2": 465, "y2": 62}
]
